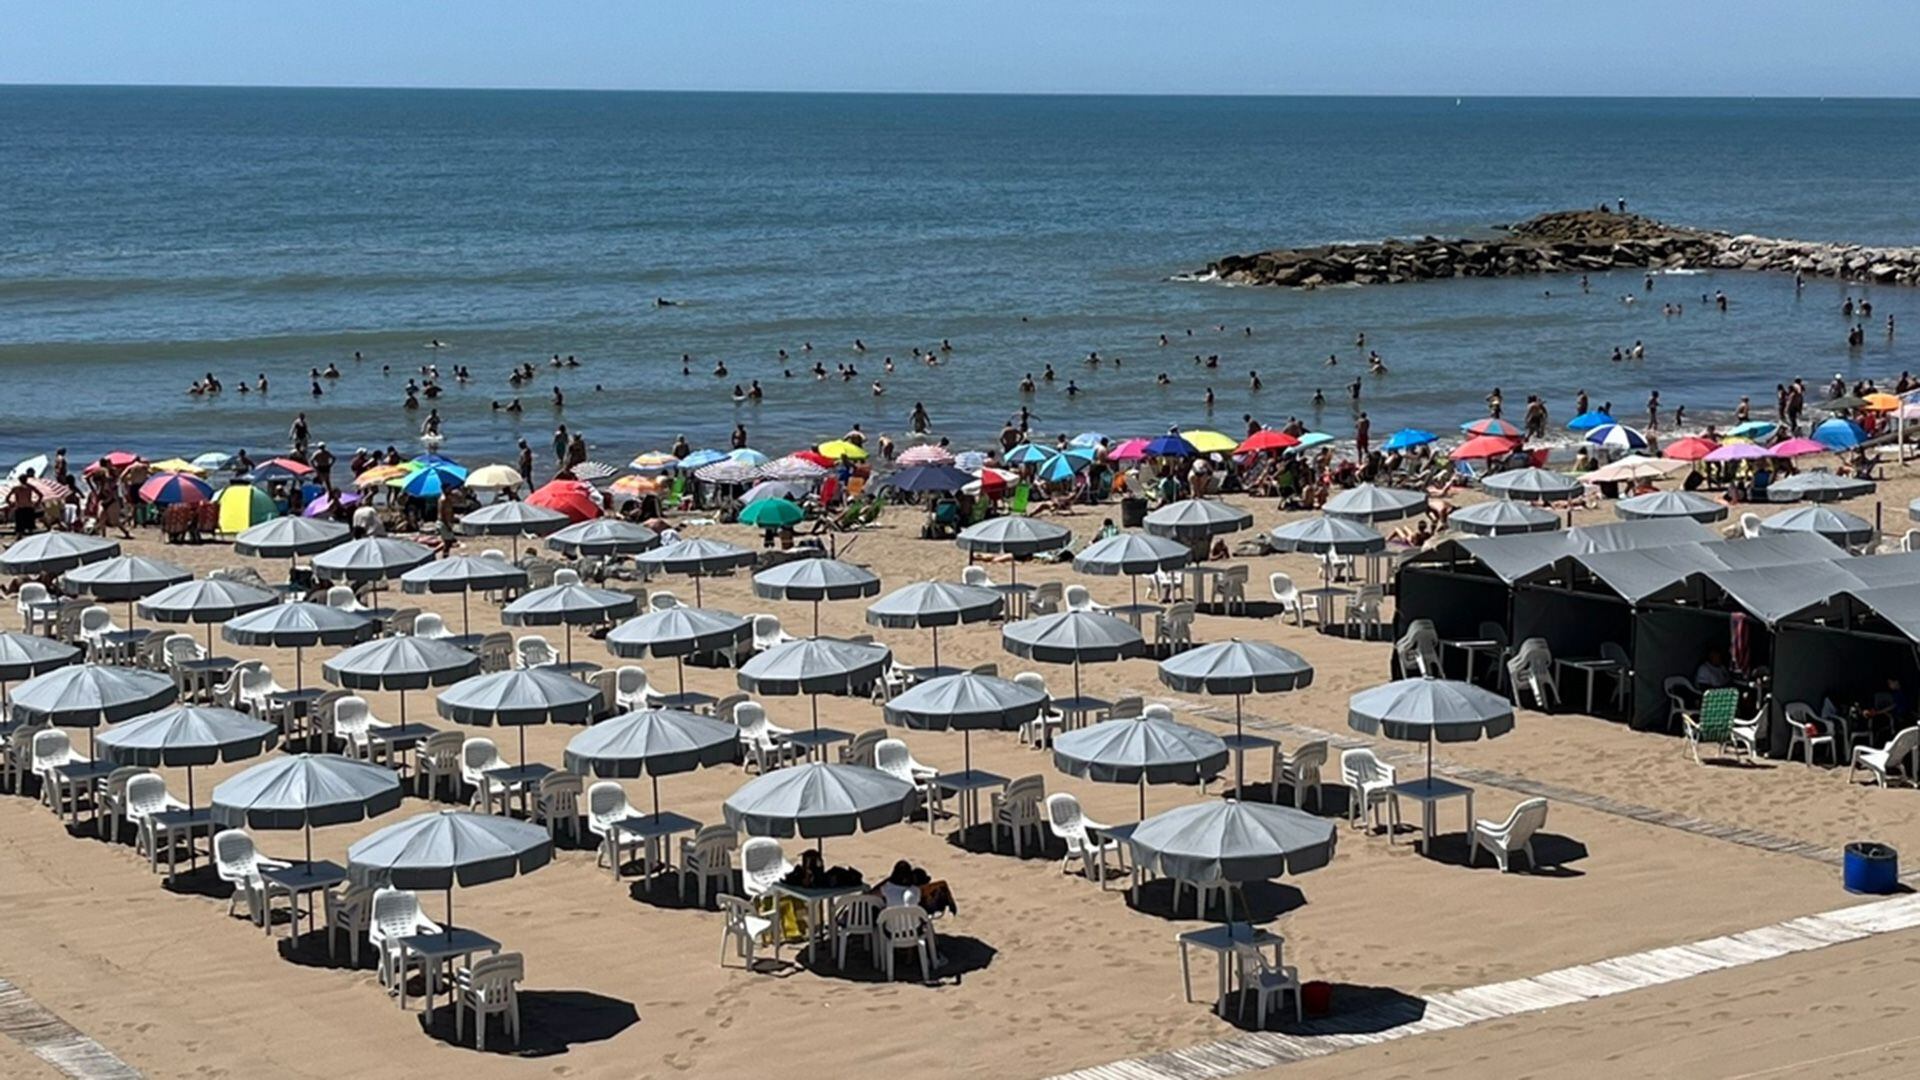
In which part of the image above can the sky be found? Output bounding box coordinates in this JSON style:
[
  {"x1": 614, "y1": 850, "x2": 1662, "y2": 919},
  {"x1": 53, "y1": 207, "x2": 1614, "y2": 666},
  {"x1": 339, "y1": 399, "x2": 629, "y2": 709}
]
[{"x1": 7, "y1": 1, "x2": 1919, "y2": 97}]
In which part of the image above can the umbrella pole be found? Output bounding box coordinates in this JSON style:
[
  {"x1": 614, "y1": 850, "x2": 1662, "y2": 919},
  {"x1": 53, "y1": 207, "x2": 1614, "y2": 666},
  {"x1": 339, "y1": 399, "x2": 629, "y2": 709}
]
[
  {"x1": 295, "y1": 645, "x2": 304, "y2": 693},
  {"x1": 811, "y1": 693, "x2": 820, "y2": 732},
  {"x1": 1428, "y1": 732, "x2": 1434, "y2": 783},
  {"x1": 304, "y1": 823, "x2": 313, "y2": 868},
  {"x1": 813, "y1": 599, "x2": 821, "y2": 637},
  {"x1": 1138, "y1": 775, "x2": 1146, "y2": 820},
  {"x1": 462, "y1": 592, "x2": 471, "y2": 639},
  {"x1": 206, "y1": 622, "x2": 216, "y2": 657},
  {"x1": 187, "y1": 765, "x2": 195, "y2": 810},
  {"x1": 447, "y1": 888, "x2": 455, "y2": 934},
  {"x1": 930, "y1": 626, "x2": 940, "y2": 671},
  {"x1": 676, "y1": 656, "x2": 687, "y2": 699},
  {"x1": 693, "y1": 576, "x2": 703, "y2": 606},
  {"x1": 399, "y1": 689, "x2": 407, "y2": 727},
  {"x1": 1234, "y1": 694, "x2": 1244, "y2": 798},
  {"x1": 652, "y1": 773, "x2": 662, "y2": 824},
  {"x1": 519, "y1": 724, "x2": 528, "y2": 767},
  {"x1": 565, "y1": 625, "x2": 573, "y2": 666},
  {"x1": 964, "y1": 730, "x2": 972, "y2": 776}
]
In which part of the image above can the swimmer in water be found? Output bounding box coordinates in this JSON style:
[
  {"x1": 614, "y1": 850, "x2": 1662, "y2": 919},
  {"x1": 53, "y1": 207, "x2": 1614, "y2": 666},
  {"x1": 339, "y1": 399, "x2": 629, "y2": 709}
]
[
  {"x1": 871, "y1": 381, "x2": 885, "y2": 396},
  {"x1": 1065, "y1": 380, "x2": 1080, "y2": 397},
  {"x1": 853, "y1": 339, "x2": 866, "y2": 352},
  {"x1": 1249, "y1": 371, "x2": 1262, "y2": 391},
  {"x1": 1019, "y1": 373, "x2": 1035, "y2": 393},
  {"x1": 1156, "y1": 372, "x2": 1171, "y2": 386},
  {"x1": 1042, "y1": 364, "x2": 1056, "y2": 382}
]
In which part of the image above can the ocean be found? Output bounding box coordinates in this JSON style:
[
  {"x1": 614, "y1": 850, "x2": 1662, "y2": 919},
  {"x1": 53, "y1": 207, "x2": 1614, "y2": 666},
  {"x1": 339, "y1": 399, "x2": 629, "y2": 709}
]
[{"x1": 3, "y1": 87, "x2": 1919, "y2": 468}]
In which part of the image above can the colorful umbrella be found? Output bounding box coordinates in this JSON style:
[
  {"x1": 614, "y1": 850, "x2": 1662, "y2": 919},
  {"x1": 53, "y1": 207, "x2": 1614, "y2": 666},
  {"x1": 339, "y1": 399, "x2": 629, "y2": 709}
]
[
  {"x1": 629, "y1": 451, "x2": 680, "y2": 473},
  {"x1": 739, "y1": 498, "x2": 804, "y2": 529},
  {"x1": 1703, "y1": 442, "x2": 1772, "y2": 463},
  {"x1": 680, "y1": 449, "x2": 729, "y2": 470},
  {"x1": 1144, "y1": 433, "x2": 1197, "y2": 457},
  {"x1": 217, "y1": 485, "x2": 275, "y2": 533},
  {"x1": 1005, "y1": 443, "x2": 1055, "y2": 466},
  {"x1": 526, "y1": 479, "x2": 600, "y2": 522},
  {"x1": 693, "y1": 460, "x2": 761, "y2": 484},
  {"x1": 1811, "y1": 418, "x2": 1868, "y2": 450},
  {"x1": 890, "y1": 465, "x2": 973, "y2": 493},
  {"x1": 760, "y1": 454, "x2": 829, "y2": 480},
  {"x1": 1382, "y1": 428, "x2": 1438, "y2": 451},
  {"x1": 729, "y1": 448, "x2": 770, "y2": 466},
  {"x1": 149, "y1": 458, "x2": 208, "y2": 476},
  {"x1": 1236, "y1": 429, "x2": 1300, "y2": 454},
  {"x1": 302, "y1": 490, "x2": 360, "y2": 517},
  {"x1": 464, "y1": 464, "x2": 523, "y2": 489},
  {"x1": 138, "y1": 472, "x2": 213, "y2": 506},
  {"x1": 1662, "y1": 436, "x2": 1720, "y2": 461},
  {"x1": 1451, "y1": 434, "x2": 1523, "y2": 460},
  {"x1": 1294, "y1": 432, "x2": 1335, "y2": 449},
  {"x1": 1728, "y1": 421, "x2": 1778, "y2": 440},
  {"x1": 817, "y1": 440, "x2": 867, "y2": 462},
  {"x1": 1865, "y1": 393, "x2": 1902, "y2": 412},
  {"x1": 398, "y1": 462, "x2": 468, "y2": 498},
  {"x1": 896, "y1": 445, "x2": 955, "y2": 466},
  {"x1": 607, "y1": 475, "x2": 663, "y2": 498},
  {"x1": 1586, "y1": 424, "x2": 1649, "y2": 451},
  {"x1": 1769, "y1": 437, "x2": 1830, "y2": 458},
  {"x1": 1181, "y1": 430, "x2": 1239, "y2": 454},
  {"x1": 1107, "y1": 438, "x2": 1152, "y2": 462},
  {"x1": 1035, "y1": 453, "x2": 1088, "y2": 484},
  {"x1": 1567, "y1": 411, "x2": 1614, "y2": 431},
  {"x1": 251, "y1": 458, "x2": 315, "y2": 482},
  {"x1": 1460, "y1": 417, "x2": 1522, "y2": 438},
  {"x1": 354, "y1": 463, "x2": 415, "y2": 487}
]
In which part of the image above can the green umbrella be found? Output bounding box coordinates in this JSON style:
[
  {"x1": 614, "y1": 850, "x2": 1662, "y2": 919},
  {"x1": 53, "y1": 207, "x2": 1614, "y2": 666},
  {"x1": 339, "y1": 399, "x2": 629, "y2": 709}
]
[{"x1": 739, "y1": 498, "x2": 804, "y2": 529}]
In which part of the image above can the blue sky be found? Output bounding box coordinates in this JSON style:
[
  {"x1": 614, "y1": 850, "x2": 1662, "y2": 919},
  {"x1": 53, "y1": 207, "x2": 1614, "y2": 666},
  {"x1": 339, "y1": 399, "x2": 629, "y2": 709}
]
[{"x1": 8, "y1": 1, "x2": 1918, "y2": 96}]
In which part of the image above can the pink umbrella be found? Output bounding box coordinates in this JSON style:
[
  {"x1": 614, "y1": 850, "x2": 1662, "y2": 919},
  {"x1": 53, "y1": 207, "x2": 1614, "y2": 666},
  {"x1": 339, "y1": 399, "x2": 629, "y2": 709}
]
[
  {"x1": 1770, "y1": 437, "x2": 1830, "y2": 458},
  {"x1": 896, "y1": 445, "x2": 954, "y2": 466},
  {"x1": 1703, "y1": 443, "x2": 1772, "y2": 463},
  {"x1": 1451, "y1": 434, "x2": 1524, "y2": 460},
  {"x1": 1662, "y1": 436, "x2": 1719, "y2": 461},
  {"x1": 303, "y1": 491, "x2": 360, "y2": 517},
  {"x1": 1107, "y1": 438, "x2": 1152, "y2": 462}
]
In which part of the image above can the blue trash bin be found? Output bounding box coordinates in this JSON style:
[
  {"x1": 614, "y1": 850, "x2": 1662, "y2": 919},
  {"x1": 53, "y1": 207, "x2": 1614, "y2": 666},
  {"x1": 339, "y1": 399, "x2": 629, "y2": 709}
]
[{"x1": 1844, "y1": 842, "x2": 1898, "y2": 894}]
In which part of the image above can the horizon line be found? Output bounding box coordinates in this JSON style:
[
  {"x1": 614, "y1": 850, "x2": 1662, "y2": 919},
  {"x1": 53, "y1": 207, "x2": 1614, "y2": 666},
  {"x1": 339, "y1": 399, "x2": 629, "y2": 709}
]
[{"x1": 2, "y1": 81, "x2": 1915, "y2": 101}]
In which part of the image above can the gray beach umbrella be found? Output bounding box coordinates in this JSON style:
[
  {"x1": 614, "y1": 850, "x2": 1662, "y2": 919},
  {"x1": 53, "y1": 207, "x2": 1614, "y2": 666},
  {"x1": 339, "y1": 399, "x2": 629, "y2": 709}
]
[
  {"x1": 1002, "y1": 610, "x2": 1145, "y2": 706},
  {"x1": 0, "y1": 631, "x2": 81, "y2": 704},
  {"x1": 210, "y1": 753, "x2": 403, "y2": 864},
  {"x1": 311, "y1": 537, "x2": 434, "y2": 587},
  {"x1": 1074, "y1": 531, "x2": 1191, "y2": 610},
  {"x1": 1450, "y1": 500, "x2": 1560, "y2": 536},
  {"x1": 1348, "y1": 676, "x2": 1515, "y2": 781},
  {"x1": 10, "y1": 665, "x2": 176, "y2": 753},
  {"x1": 1323, "y1": 484, "x2": 1427, "y2": 523},
  {"x1": 1270, "y1": 515, "x2": 1387, "y2": 590},
  {"x1": 563, "y1": 707, "x2": 738, "y2": 820},
  {"x1": 0, "y1": 532, "x2": 119, "y2": 575},
  {"x1": 1759, "y1": 505, "x2": 1875, "y2": 548},
  {"x1": 955, "y1": 516, "x2": 1072, "y2": 586},
  {"x1": 864, "y1": 581, "x2": 1003, "y2": 674},
  {"x1": 1767, "y1": 470, "x2": 1875, "y2": 504},
  {"x1": 722, "y1": 762, "x2": 912, "y2": 842},
  {"x1": 322, "y1": 636, "x2": 479, "y2": 725},
  {"x1": 737, "y1": 637, "x2": 891, "y2": 730},
  {"x1": 400, "y1": 555, "x2": 528, "y2": 640},
  {"x1": 544, "y1": 517, "x2": 659, "y2": 557},
  {"x1": 881, "y1": 671, "x2": 1046, "y2": 773},
  {"x1": 137, "y1": 579, "x2": 280, "y2": 655},
  {"x1": 435, "y1": 667, "x2": 602, "y2": 765},
  {"x1": 97, "y1": 706, "x2": 276, "y2": 807},
  {"x1": 1159, "y1": 639, "x2": 1314, "y2": 794},
  {"x1": 222, "y1": 602, "x2": 374, "y2": 693},
  {"x1": 1128, "y1": 800, "x2": 1337, "y2": 892},
  {"x1": 233, "y1": 516, "x2": 351, "y2": 559},
  {"x1": 1053, "y1": 715, "x2": 1229, "y2": 818},
  {"x1": 1615, "y1": 490, "x2": 1729, "y2": 523},
  {"x1": 1480, "y1": 467, "x2": 1585, "y2": 503},
  {"x1": 635, "y1": 537, "x2": 756, "y2": 604},
  {"x1": 347, "y1": 809, "x2": 552, "y2": 930},
  {"x1": 1144, "y1": 499, "x2": 1254, "y2": 541},
  {"x1": 752, "y1": 558, "x2": 882, "y2": 635},
  {"x1": 60, "y1": 555, "x2": 193, "y2": 625},
  {"x1": 461, "y1": 499, "x2": 570, "y2": 539},
  {"x1": 501, "y1": 583, "x2": 639, "y2": 665},
  {"x1": 605, "y1": 606, "x2": 752, "y2": 706}
]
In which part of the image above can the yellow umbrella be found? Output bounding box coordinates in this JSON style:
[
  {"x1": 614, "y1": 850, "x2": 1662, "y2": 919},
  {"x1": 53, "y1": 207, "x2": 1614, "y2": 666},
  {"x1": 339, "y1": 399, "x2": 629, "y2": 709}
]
[
  {"x1": 1865, "y1": 392, "x2": 1902, "y2": 412},
  {"x1": 1181, "y1": 429, "x2": 1239, "y2": 454},
  {"x1": 149, "y1": 457, "x2": 207, "y2": 476},
  {"x1": 629, "y1": 451, "x2": 678, "y2": 472},
  {"x1": 818, "y1": 440, "x2": 868, "y2": 461},
  {"x1": 465, "y1": 464, "x2": 523, "y2": 489},
  {"x1": 354, "y1": 463, "x2": 417, "y2": 487},
  {"x1": 609, "y1": 475, "x2": 663, "y2": 497}
]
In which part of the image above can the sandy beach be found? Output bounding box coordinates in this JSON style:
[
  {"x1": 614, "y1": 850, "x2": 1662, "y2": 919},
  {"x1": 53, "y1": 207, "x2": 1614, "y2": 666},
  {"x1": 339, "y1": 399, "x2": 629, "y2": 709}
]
[{"x1": 5, "y1": 463, "x2": 1920, "y2": 1080}]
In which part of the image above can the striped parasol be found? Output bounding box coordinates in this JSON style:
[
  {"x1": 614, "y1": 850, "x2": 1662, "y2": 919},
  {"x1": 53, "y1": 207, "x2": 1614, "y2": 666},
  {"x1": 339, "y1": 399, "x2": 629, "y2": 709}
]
[
  {"x1": 896, "y1": 445, "x2": 955, "y2": 466},
  {"x1": 571, "y1": 460, "x2": 618, "y2": 482},
  {"x1": 694, "y1": 460, "x2": 761, "y2": 484},
  {"x1": 759, "y1": 454, "x2": 829, "y2": 481}
]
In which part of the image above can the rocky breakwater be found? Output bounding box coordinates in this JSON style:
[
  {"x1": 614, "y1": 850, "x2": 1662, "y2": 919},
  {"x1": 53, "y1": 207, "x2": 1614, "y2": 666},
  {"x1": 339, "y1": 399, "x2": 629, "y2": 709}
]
[{"x1": 1199, "y1": 209, "x2": 1920, "y2": 288}]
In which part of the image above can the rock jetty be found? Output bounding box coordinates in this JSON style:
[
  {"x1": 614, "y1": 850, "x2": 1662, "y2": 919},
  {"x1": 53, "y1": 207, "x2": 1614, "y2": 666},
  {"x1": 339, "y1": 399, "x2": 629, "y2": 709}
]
[{"x1": 1200, "y1": 209, "x2": 1920, "y2": 289}]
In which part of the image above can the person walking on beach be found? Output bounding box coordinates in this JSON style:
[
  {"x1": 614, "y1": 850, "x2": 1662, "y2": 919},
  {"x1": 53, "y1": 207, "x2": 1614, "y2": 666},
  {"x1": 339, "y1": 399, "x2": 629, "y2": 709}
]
[
  {"x1": 1354, "y1": 412, "x2": 1371, "y2": 457},
  {"x1": 290, "y1": 412, "x2": 310, "y2": 454}
]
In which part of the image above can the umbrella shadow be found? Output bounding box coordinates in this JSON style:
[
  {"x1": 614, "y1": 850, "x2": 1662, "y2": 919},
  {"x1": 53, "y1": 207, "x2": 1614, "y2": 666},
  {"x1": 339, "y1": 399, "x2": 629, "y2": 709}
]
[
  {"x1": 160, "y1": 865, "x2": 237, "y2": 901},
  {"x1": 1414, "y1": 831, "x2": 1590, "y2": 878},
  {"x1": 1123, "y1": 878, "x2": 1306, "y2": 924},
  {"x1": 1221, "y1": 981, "x2": 1428, "y2": 1035},
  {"x1": 625, "y1": 874, "x2": 721, "y2": 912},
  {"x1": 804, "y1": 932, "x2": 997, "y2": 986},
  {"x1": 417, "y1": 989, "x2": 639, "y2": 1056},
  {"x1": 277, "y1": 930, "x2": 367, "y2": 972},
  {"x1": 944, "y1": 824, "x2": 1053, "y2": 861}
]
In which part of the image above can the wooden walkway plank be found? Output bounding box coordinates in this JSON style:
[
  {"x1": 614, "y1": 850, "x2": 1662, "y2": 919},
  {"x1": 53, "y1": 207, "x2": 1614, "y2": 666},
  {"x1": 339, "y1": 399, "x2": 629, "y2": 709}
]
[{"x1": 0, "y1": 978, "x2": 142, "y2": 1080}]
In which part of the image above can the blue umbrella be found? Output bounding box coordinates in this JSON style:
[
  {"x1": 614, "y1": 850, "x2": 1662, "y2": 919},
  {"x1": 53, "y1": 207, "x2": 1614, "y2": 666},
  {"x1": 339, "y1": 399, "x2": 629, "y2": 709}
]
[
  {"x1": 1035, "y1": 453, "x2": 1088, "y2": 483},
  {"x1": 1006, "y1": 443, "x2": 1054, "y2": 466},
  {"x1": 1585, "y1": 423, "x2": 1648, "y2": 451},
  {"x1": 681, "y1": 449, "x2": 729, "y2": 469},
  {"x1": 400, "y1": 462, "x2": 468, "y2": 498},
  {"x1": 1145, "y1": 433, "x2": 1197, "y2": 457},
  {"x1": 1567, "y1": 411, "x2": 1615, "y2": 431},
  {"x1": 729, "y1": 448, "x2": 770, "y2": 466},
  {"x1": 413, "y1": 453, "x2": 461, "y2": 469},
  {"x1": 1382, "y1": 428, "x2": 1438, "y2": 451},
  {"x1": 1729, "y1": 420, "x2": 1778, "y2": 440},
  {"x1": 1811, "y1": 417, "x2": 1869, "y2": 450},
  {"x1": 890, "y1": 464, "x2": 974, "y2": 493},
  {"x1": 1294, "y1": 432, "x2": 1334, "y2": 449}
]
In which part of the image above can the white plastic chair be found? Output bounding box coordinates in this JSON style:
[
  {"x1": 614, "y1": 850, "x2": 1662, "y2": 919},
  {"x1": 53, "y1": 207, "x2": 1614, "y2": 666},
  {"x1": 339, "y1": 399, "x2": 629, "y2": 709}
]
[
  {"x1": 876, "y1": 906, "x2": 938, "y2": 982},
  {"x1": 125, "y1": 773, "x2": 188, "y2": 872},
  {"x1": 462, "y1": 737, "x2": 513, "y2": 813},
  {"x1": 1233, "y1": 942, "x2": 1302, "y2": 1026},
  {"x1": 649, "y1": 590, "x2": 682, "y2": 612},
  {"x1": 1471, "y1": 798, "x2": 1550, "y2": 872},
  {"x1": 839, "y1": 727, "x2": 888, "y2": 767},
  {"x1": 1013, "y1": 672, "x2": 1064, "y2": 747},
  {"x1": 718, "y1": 894, "x2": 777, "y2": 970},
  {"x1": 1785, "y1": 702, "x2": 1839, "y2": 767},
  {"x1": 515, "y1": 635, "x2": 557, "y2": 669},
  {"x1": 1395, "y1": 620, "x2": 1441, "y2": 678},
  {"x1": 369, "y1": 887, "x2": 442, "y2": 992},
  {"x1": 1154, "y1": 601, "x2": 1195, "y2": 652},
  {"x1": 15, "y1": 582, "x2": 50, "y2": 629},
  {"x1": 734, "y1": 702, "x2": 794, "y2": 773},
  {"x1": 324, "y1": 882, "x2": 374, "y2": 966},
  {"x1": 991, "y1": 774, "x2": 1046, "y2": 857},
  {"x1": 678, "y1": 824, "x2": 737, "y2": 907},
  {"x1": 477, "y1": 632, "x2": 515, "y2": 673},
  {"x1": 1064, "y1": 584, "x2": 1099, "y2": 613},
  {"x1": 832, "y1": 892, "x2": 885, "y2": 968},
  {"x1": 1268, "y1": 572, "x2": 1305, "y2": 626},
  {"x1": 751, "y1": 614, "x2": 793, "y2": 652},
  {"x1": 1344, "y1": 584, "x2": 1385, "y2": 639},
  {"x1": 1027, "y1": 581, "x2": 1063, "y2": 615},
  {"x1": 210, "y1": 658, "x2": 266, "y2": 710},
  {"x1": 412, "y1": 612, "x2": 451, "y2": 640},
  {"x1": 553, "y1": 567, "x2": 581, "y2": 586},
  {"x1": 455, "y1": 952, "x2": 524, "y2": 1050},
  {"x1": 1738, "y1": 512, "x2": 1763, "y2": 539},
  {"x1": 326, "y1": 585, "x2": 367, "y2": 613},
  {"x1": 1340, "y1": 747, "x2": 1397, "y2": 832},
  {"x1": 1044, "y1": 792, "x2": 1123, "y2": 886},
  {"x1": 418, "y1": 730, "x2": 467, "y2": 801},
  {"x1": 332, "y1": 695, "x2": 377, "y2": 761},
  {"x1": 29, "y1": 728, "x2": 86, "y2": 811},
  {"x1": 1215, "y1": 565, "x2": 1249, "y2": 615},
  {"x1": 1505, "y1": 637, "x2": 1560, "y2": 709},
  {"x1": 532, "y1": 771, "x2": 583, "y2": 842},
  {"x1": 1849, "y1": 726, "x2": 1920, "y2": 788},
  {"x1": 874, "y1": 738, "x2": 941, "y2": 823},
  {"x1": 237, "y1": 662, "x2": 287, "y2": 718},
  {"x1": 615, "y1": 666, "x2": 661, "y2": 711},
  {"x1": 1274, "y1": 740, "x2": 1327, "y2": 810},
  {"x1": 738, "y1": 837, "x2": 792, "y2": 903},
  {"x1": 78, "y1": 605, "x2": 122, "y2": 659},
  {"x1": 214, "y1": 828, "x2": 290, "y2": 927},
  {"x1": 587, "y1": 781, "x2": 640, "y2": 878},
  {"x1": 98, "y1": 765, "x2": 148, "y2": 845}
]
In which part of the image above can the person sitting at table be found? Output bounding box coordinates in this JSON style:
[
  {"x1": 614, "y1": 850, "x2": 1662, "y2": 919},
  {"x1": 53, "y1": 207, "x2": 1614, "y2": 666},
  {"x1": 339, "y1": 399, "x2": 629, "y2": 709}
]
[
  {"x1": 1694, "y1": 647, "x2": 1732, "y2": 689},
  {"x1": 1860, "y1": 676, "x2": 1913, "y2": 733},
  {"x1": 875, "y1": 859, "x2": 958, "y2": 916}
]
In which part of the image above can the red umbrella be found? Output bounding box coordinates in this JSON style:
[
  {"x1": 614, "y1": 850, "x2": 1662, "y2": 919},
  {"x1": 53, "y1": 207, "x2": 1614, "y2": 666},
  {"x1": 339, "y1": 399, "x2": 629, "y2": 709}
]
[
  {"x1": 791, "y1": 449, "x2": 833, "y2": 468},
  {"x1": 138, "y1": 472, "x2": 214, "y2": 506},
  {"x1": 527, "y1": 479, "x2": 601, "y2": 522},
  {"x1": 263, "y1": 457, "x2": 314, "y2": 476},
  {"x1": 1663, "y1": 436, "x2": 1720, "y2": 461},
  {"x1": 27, "y1": 478, "x2": 71, "y2": 501},
  {"x1": 84, "y1": 450, "x2": 145, "y2": 475},
  {"x1": 1236, "y1": 429, "x2": 1301, "y2": 454},
  {"x1": 1451, "y1": 434, "x2": 1523, "y2": 460},
  {"x1": 1462, "y1": 417, "x2": 1523, "y2": 439}
]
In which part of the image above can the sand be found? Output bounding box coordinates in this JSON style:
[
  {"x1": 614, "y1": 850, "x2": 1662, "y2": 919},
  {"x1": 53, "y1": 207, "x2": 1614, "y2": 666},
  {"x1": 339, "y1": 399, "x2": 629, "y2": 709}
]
[{"x1": 4, "y1": 465, "x2": 1920, "y2": 1079}]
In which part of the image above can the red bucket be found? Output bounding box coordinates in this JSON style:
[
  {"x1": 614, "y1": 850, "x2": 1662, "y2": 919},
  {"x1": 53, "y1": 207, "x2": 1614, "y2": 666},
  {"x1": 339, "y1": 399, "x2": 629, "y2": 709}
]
[{"x1": 1301, "y1": 981, "x2": 1332, "y2": 1016}]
